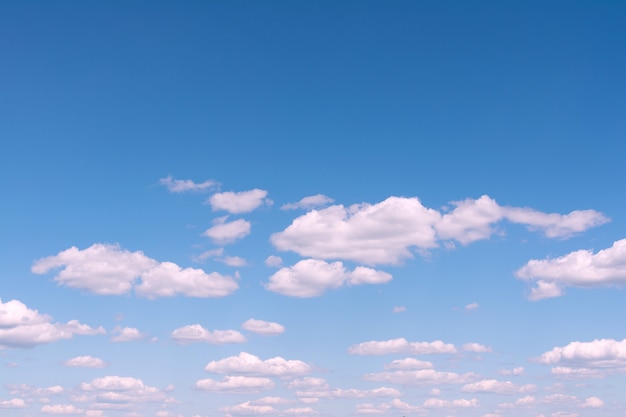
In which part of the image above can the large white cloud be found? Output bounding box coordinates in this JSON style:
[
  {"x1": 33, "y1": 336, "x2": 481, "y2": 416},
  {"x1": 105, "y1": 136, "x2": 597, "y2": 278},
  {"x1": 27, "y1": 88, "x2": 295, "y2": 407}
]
[
  {"x1": 159, "y1": 175, "x2": 216, "y2": 193},
  {"x1": 517, "y1": 239, "x2": 626, "y2": 300},
  {"x1": 271, "y1": 195, "x2": 608, "y2": 265},
  {"x1": 0, "y1": 298, "x2": 104, "y2": 349},
  {"x1": 195, "y1": 376, "x2": 275, "y2": 393},
  {"x1": 241, "y1": 319, "x2": 285, "y2": 336},
  {"x1": 204, "y1": 217, "x2": 251, "y2": 244},
  {"x1": 265, "y1": 259, "x2": 392, "y2": 297},
  {"x1": 204, "y1": 352, "x2": 311, "y2": 377},
  {"x1": 538, "y1": 338, "x2": 626, "y2": 377},
  {"x1": 32, "y1": 244, "x2": 238, "y2": 298},
  {"x1": 208, "y1": 189, "x2": 271, "y2": 213},
  {"x1": 348, "y1": 338, "x2": 457, "y2": 355},
  {"x1": 170, "y1": 324, "x2": 246, "y2": 345}
]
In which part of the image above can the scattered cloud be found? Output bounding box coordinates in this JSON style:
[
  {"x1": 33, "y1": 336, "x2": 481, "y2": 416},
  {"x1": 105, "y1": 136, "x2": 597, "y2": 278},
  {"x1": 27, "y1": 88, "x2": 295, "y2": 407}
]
[
  {"x1": 219, "y1": 401, "x2": 277, "y2": 415},
  {"x1": 204, "y1": 217, "x2": 251, "y2": 245},
  {"x1": 159, "y1": 176, "x2": 217, "y2": 193},
  {"x1": 281, "y1": 194, "x2": 334, "y2": 210},
  {"x1": 0, "y1": 298, "x2": 104, "y2": 349},
  {"x1": 193, "y1": 248, "x2": 247, "y2": 267},
  {"x1": 384, "y1": 358, "x2": 434, "y2": 371},
  {"x1": 32, "y1": 244, "x2": 238, "y2": 298},
  {"x1": 110, "y1": 326, "x2": 145, "y2": 343},
  {"x1": 0, "y1": 398, "x2": 25, "y2": 409},
  {"x1": 196, "y1": 376, "x2": 275, "y2": 393},
  {"x1": 41, "y1": 404, "x2": 84, "y2": 414},
  {"x1": 264, "y1": 255, "x2": 283, "y2": 268},
  {"x1": 461, "y1": 379, "x2": 536, "y2": 394},
  {"x1": 241, "y1": 319, "x2": 285, "y2": 336},
  {"x1": 271, "y1": 195, "x2": 608, "y2": 265},
  {"x1": 265, "y1": 259, "x2": 392, "y2": 297},
  {"x1": 392, "y1": 306, "x2": 406, "y2": 313},
  {"x1": 423, "y1": 397, "x2": 479, "y2": 408},
  {"x1": 538, "y1": 338, "x2": 626, "y2": 377},
  {"x1": 62, "y1": 356, "x2": 106, "y2": 368},
  {"x1": 348, "y1": 338, "x2": 456, "y2": 355},
  {"x1": 170, "y1": 325, "x2": 246, "y2": 345},
  {"x1": 517, "y1": 239, "x2": 626, "y2": 300},
  {"x1": 463, "y1": 343, "x2": 493, "y2": 353},
  {"x1": 208, "y1": 189, "x2": 271, "y2": 213},
  {"x1": 364, "y1": 369, "x2": 478, "y2": 386},
  {"x1": 204, "y1": 352, "x2": 311, "y2": 377},
  {"x1": 465, "y1": 302, "x2": 479, "y2": 311},
  {"x1": 500, "y1": 367, "x2": 525, "y2": 376}
]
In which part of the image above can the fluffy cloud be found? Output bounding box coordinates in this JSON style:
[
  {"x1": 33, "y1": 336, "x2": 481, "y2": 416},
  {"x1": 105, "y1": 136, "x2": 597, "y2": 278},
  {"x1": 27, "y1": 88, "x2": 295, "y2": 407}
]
[
  {"x1": 423, "y1": 398, "x2": 479, "y2": 408},
  {"x1": 62, "y1": 356, "x2": 106, "y2": 368},
  {"x1": 500, "y1": 367, "x2": 525, "y2": 376},
  {"x1": 465, "y1": 302, "x2": 479, "y2": 311},
  {"x1": 463, "y1": 343, "x2": 493, "y2": 353},
  {"x1": 384, "y1": 358, "x2": 434, "y2": 370},
  {"x1": 241, "y1": 319, "x2": 285, "y2": 336},
  {"x1": 208, "y1": 189, "x2": 271, "y2": 213},
  {"x1": 41, "y1": 404, "x2": 84, "y2": 414},
  {"x1": 295, "y1": 387, "x2": 402, "y2": 400},
  {"x1": 110, "y1": 327, "x2": 145, "y2": 342},
  {"x1": 204, "y1": 217, "x2": 251, "y2": 244},
  {"x1": 517, "y1": 239, "x2": 626, "y2": 300},
  {"x1": 193, "y1": 249, "x2": 247, "y2": 267},
  {"x1": 78, "y1": 376, "x2": 174, "y2": 406},
  {"x1": 0, "y1": 298, "x2": 104, "y2": 349},
  {"x1": 265, "y1": 259, "x2": 392, "y2": 297},
  {"x1": 364, "y1": 369, "x2": 478, "y2": 386},
  {"x1": 204, "y1": 352, "x2": 311, "y2": 377},
  {"x1": 7, "y1": 384, "x2": 64, "y2": 398},
  {"x1": 271, "y1": 195, "x2": 608, "y2": 265},
  {"x1": 32, "y1": 244, "x2": 238, "y2": 298},
  {"x1": 281, "y1": 194, "x2": 334, "y2": 210},
  {"x1": 538, "y1": 338, "x2": 626, "y2": 377},
  {"x1": 264, "y1": 255, "x2": 283, "y2": 267},
  {"x1": 580, "y1": 397, "x2": 604, "y2": 408},
  {"x1": 219, "y1": 401, "x2": 277, "y2": 415},
  {"x1": 461, "y1": 379, "x2": 536, "y2": 394},
  {"x1": 159, "y1": 175, "x2": 216, "y2": 193},
  {"x1": 170, "y1": 325, "x2": 246, "y2": 345},
  {"x1": 348, "y1": 338, "x2": 456, "y2": 355},
  {"x1": 0, "y1": 398, "x2": 25, "y2": 408},
  {"x1": 196, "y1": 376, "x2": 275, "y2": 393}
]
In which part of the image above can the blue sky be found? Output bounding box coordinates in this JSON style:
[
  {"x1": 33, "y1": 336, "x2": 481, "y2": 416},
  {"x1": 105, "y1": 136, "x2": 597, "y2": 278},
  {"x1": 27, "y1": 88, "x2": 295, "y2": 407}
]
[{"x1": 1, "y1": 2, "x2": 626, "y2": 417}]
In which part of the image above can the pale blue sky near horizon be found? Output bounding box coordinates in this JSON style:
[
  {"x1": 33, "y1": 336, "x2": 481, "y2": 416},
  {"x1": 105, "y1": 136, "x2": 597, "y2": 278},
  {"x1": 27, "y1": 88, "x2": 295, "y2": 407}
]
[{"x1": 1, "y1": 2, "x2": 626, "y2": 417}]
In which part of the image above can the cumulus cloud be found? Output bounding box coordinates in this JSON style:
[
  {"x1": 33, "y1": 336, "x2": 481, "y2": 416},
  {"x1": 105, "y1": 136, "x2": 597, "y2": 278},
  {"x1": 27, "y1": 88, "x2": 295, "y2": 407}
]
[
  {"x1": 538, "y1": 338, "x2": 626, "y2": 377},
  {"x1": 499, "y1": 367, "x2": 524, "y2": 376},
  {"x1": 241, "y1": 319, "x2": 285, "y2": 336},
  {"x1": 264, "y1": 255, "x2": 283, "y2": 267},
  {"x1": 265, "y1": 259, "x2": 392, "y2": 297},
  {"x1": 271, "y1": 195, "x2": 607, "y2": 265},
  {"x1": 463, "y1": 343, "x2": 492, "y2": 353},
  {"x1": 193, "y1": 249, "x2": 247, "y2": 267},
  {"x1": 170, "y1": 325, "x2": 246, "y2": 345},
  {"x1": 423, "y1": 398, "x2": 479, "y2": 408},
  {"x1": 7, "y1": 383, "x2": 64, "y2": 398},
  {"x1": 219, "y1": 401, "x2": 277, "y2": 415},
  {"x1": 204, "y1": 352, "x2": 311, "y2": 377},
  {"x1": 208, "y1": 189, "x2": 271, "y2": 214},
  {"x1": 384, "y1": 358, "x2": 434, "y2": 370},
  {"x1": 348, "y1": 338, "x2": 456, "y2": 355},
  {"x1": 0, "y1": 398, "x2": 25, "y2": 408},
  {"x1": 580, "y1": 397, "x2": 604, "y2": 408},
  {"x1": 62, "y1": 356, "x2": 106, "y2": 368},
  {"x1": 364, "y1": 369, "x2": 478, "y2": 386},
  {"x1": 77, "y1": 376, "x2": 174, "y2": 406},
  {"x1": 0, "y1": 298, "x2": 104, "y2": 349},
  {"x1": 461, "y1": 379, "x2": 536, "y2": 395},
  {"x1": 281, "y1": 194, "x2": 334, "y2": 210},
  {"x1": 110, "y1": 327, "x2": 145, "y2": 343},
  {"x1": 294, "y1": 387, "x2": 402, "y2": 400},
  {"x1": 204, "y1": 217, "x2": 251, "y2": 244},
  {"x1": 32, "y1": 244, "x2": 238, "y2": 298},
  {"x1": 517, "y1": 239, "x2": 626, "y2": 300},
  {"x1": 159, "y1": 175, "x2": 216, "y2": 193},
  {"x1": 196, "y1": 376, "x2": 275, "y2": 393},
  {"x1": 41, "y1": 404, "x2": 84, "y2": 414}
]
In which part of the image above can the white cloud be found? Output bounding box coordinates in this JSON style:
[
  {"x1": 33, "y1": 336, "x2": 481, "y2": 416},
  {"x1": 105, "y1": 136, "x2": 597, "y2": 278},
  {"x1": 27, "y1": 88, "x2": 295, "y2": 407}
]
[
  {"x1": 193, "y1": 249, "x2": 247, "y2": 267},
  {"x1": 461, "y1": 379, "x2": 536, "y2": 394},
  {"x1": 111, "y1": 327, "x2": 145, "y2": 343},
  {"x1": 204, "y1": 217, "x2": 251, "y2": 244},
  {"x1": 195, "y1": 376, "x2": 275, "y2": 393},
  {"x1": 295, "y1": 387, "x2": 402, "y2": 400},
  {"x1": 348, "y1": 338, "x2": 456, "y2": 355},
  {"x1": 538, "y1": 338, "x2": 626, "y2": 377},
  {"x1": 159, "y1": 176, "x2": 216, "y2": 193},
  {"x1": 170, "y1": 324, "x2": 245, "y2": 345},
  {"x1": 241, "y1": 319, "x2": 285, "y2": 336},
  {"x1": 7, "y1": 384, "x2": 64, "y2": 397},
  {"x1": 0, "y1": 298, "x2": 104, "y2": 349},
  {"x1": 286, "y1": 378, "x2": 329, "y2": 390},
  {"x1": 283, "y1": 407, "x2": 316, "y2": 415},
  {"x1": 423, "y1": 398, "x2": 479, "y2": 408},
  {"x1": 392, "y1": 306, "x2": 406, "y2": 313},
  {"x1": 77, "y1": 376, "x2": 173, "y2": 406},
  {"x1": 208, "y1": 189, "x2": 270, "y2": 214},
  {"x1": 281, "y1": 194, "x2": 334, "y2": 210},
  {"x1": 0, "y1": 398, "x2": 25, "y2": 408},
  {"x1": 499, "y1": 367, "x2": 525, "y2": 376},
  {"x1": 204, "y1": 352, "x2": 311, "y2": 377},
  {"x1": 271, "y1": 195, "x2": 607, "y2": 265},
  {"x1": 32, "y1": 244, "x2": 238, "y2": 298},
  {"x1": 517, "y1": 239, "x2": 626, "y2": 300},
  {"x1": 63, "y1": 356, "x2": 106, "y2": 368},
  {"x1": 219, "y1": 401, "x2": 277, "y2": 415},
  {"x1": 463, "y1": 343, "x2": 492, "y2": 353},
  {"x1": 265, "y1": 259, "x2": 392, "y2": 297},
  {"x1": 465, "y1": 302, "x2": 479, "y2": 311},
  {"x1": 580, "y1": 397, "x2": 604, "y2": 408},
  {"x1": 384, "y1": 358, "x2": 433, "y2": 370},
  {"x1": 41, "y1": 404, "x2": 84, "y2": 414},
  {"x1": 264, "y1": 255, "x2": 283, "y2": 267},
  {"x1": 364, "y1": 369, "x2": 478, "y2": 386}
]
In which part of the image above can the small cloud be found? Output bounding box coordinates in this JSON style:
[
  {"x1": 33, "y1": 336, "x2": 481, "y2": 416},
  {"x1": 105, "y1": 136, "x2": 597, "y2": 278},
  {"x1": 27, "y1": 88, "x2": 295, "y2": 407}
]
[
  {"x1": 193, "y1": 249, "x2": 247, "y2": 267},
  {"x1": 111, "y1": 326, "x2": 145, "y2": 342},
  {"x1": 265, "y1": 255, "x2": 283, "y2": 268},
  {"x1": 281, "y1": 194, "x2": 334, "y2": 210},
  {"x1": 208, "y1": 189, "x2": 271, "y2": 214},
  {"x1": 5, "y1": 362, "x2": 18, "y2": 368},
  {"x1": 392, "y1": 306, "x2": 406, "y2": 313},
  {"x1": 465, "y1": 302, "x2": 479, "y2": 311},
  {"x1": 204, "y1": 217, "x2": 251, "y2": 245},
  {"x1": 159, "y1": 175, "x2": 216, "y2": 193},
  {"x1": 241, "y1": 319, "x2": 285, "y2": 336},
  {"x1": 62, "y1": 356, "x2": 106, "y2": 368}
]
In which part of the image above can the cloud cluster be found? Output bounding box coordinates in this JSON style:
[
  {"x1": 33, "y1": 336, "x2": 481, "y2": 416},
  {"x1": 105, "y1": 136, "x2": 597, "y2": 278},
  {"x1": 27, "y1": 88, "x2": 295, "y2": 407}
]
[
  {"x1": 204, "y1": 352, "x2": 311, "y2": 377},
  {"x1": 538, "y1": 338, "x2": 626, "y2": 378},
  {"x1": 32, "y1": 244, "x2": 238, "y2": 298},
  {"x1": 0, "y1": 298, "x2": 104, "y2": 348},
  {"x1": 271, "y1": 195, "x2": 608, "y2": 265},
  {"x1": 77, "y1": 375, "x2": 175, "y2": 407},
  {"x1": 265, "y1": 259, "x2": 392, "y2": 297},
  {"x1": 517, "y1": 238, "x2": 626, "y2": 300}
]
